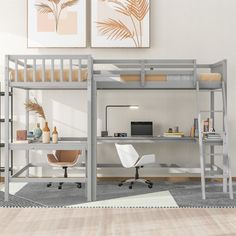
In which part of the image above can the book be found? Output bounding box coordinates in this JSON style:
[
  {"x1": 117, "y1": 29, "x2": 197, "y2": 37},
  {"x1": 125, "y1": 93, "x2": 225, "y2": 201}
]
[
  {"x1": 14, "y1": 140, "x2": 33, "y2": 144},
  {"x1": 163, "y1": 135, "x2": 183, "y2": 138},
  {"x1": 163, "y1": 132, "x2": 184, "y2": 138}
]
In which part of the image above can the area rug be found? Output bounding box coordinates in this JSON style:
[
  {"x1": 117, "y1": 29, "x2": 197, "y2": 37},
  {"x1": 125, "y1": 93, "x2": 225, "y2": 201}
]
[{"x1": 0, "y1": 181, "x2": 236, "y2": 208}]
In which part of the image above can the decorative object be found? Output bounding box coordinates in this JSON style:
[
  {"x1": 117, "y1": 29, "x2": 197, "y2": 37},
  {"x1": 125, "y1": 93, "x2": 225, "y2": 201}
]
[
  {"x1": 42, "y1": 122, "x2": 50, "y2": 144},
  {"x1": 114, "y1": 133, "x2": 127, "y2": 137},
  {"x1": 101, "y1": 131, "x2": 108, "y2": 137},
  {"x1": 190, "y1": 126, "x2": 195, "y2": 137},
  {"x1": 34, "y1": 123, "x2": 43, "y2": 139},
  {"x1": 91, "y1": 0, "x2": 150, "y2": 48},
  {"x1": 172, "y1": 126, "x2": 179, "y2": 133},
  {"x1": 16, "y1": 130, "x2": 27, "y2": 141},
  {"x1": 52, "y1": 127, "x2": 58, "y2": 144},
  {"x1": 168, "y1": 128, "x2": 173, "y2": 133},
  {"x1": 103, "y1": 105, "x2": 139, "y2": 136},
  {"x1": 25, "y1": 98, "x2": 46, "y2": 121},
  {"x1": 28, "y1": 0, "x2": 87, "y2": 48}
]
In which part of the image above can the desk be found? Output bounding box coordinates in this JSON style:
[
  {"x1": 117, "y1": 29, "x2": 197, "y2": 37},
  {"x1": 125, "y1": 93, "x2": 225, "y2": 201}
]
[
  {"x1": 5, "y1": 141, "x2": 88, "y2": 201},
  {"x1": 97, "y1": 136, "x2": 197, "y2": 143},
  {"x1": 96, "y1": 136, "x2": 222, "y2": 177}
]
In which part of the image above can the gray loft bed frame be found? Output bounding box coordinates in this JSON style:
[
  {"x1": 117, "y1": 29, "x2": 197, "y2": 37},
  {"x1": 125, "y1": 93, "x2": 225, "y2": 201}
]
[{"x1": 3, "y1": 55, "x2": 233, "y2": 202}]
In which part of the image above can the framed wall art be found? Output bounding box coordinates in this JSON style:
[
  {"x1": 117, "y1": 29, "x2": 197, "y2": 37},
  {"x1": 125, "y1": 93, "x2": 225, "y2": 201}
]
[
  {"x1": 91, "y1": 0, "x2": 150, "y2": 48},
  {"x1": 27, "y1": 0, "x2": 87, "y2": 48}
]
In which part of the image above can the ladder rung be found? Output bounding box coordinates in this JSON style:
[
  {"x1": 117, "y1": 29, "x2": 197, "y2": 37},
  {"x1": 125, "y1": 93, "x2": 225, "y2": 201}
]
[
  {"x1": 0, "y1": 92, "x2": 13, "y2": 96},
  {"x1": 203, "y1": 140, "x2": 223, "y2": 145},
  {"x1": 0, "y1": 167, "x2": 13, "y2": 173},
  {"x1": 200, "y1": 110, "x2": 223, "y2": 113},
  {"x1": 202, "y1": 132, "x2": 225, "y2": 134},
  {"x1": 0, "y1": 118, "x2": 13, "y2": 123},
  {"x1": 198, "y1": 89, "x2": 222, "y2": 93},
  {"x1": 205, "y1": 175, "x2": 226, "y2": 179},
  {"x1": 206, "y1": 153, "x2": 223, "y2": 157}
]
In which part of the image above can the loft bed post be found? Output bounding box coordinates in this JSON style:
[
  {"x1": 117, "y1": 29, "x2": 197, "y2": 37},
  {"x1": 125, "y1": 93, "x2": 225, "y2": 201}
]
[
  {"x1": 10, "y1": 88, "x2": 13, "y2": 176},
  {"x1": 87, "y1": 56, "x2": 97, "y2": 202},
  {"x1": 25, "y1": 89, "x2": 30, "y2": 177},
  {"x1": 209, "y1": 60, "x2": 216, "y2": 170},
  {"x1": 210, "y1": 90, "x2": 215, "y2": 170},
  {"x1": 4, "y1": 55, "x2": 10, "y2": 201},
  {"x1": 195, "y1": 61, "x2": 206, "y2": 200}
]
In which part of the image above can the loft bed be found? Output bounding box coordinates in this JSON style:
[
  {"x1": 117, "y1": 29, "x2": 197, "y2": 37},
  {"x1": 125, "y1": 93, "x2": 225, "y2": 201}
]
[
  {"x1": 3, "y1": 55, "x2": 232, "y2": 202},
  {"x1": 93, "y1": 59, "x2": 225, "y2": 90},
  {"x1": 4, "y1": 55, "x2": 96, "y2": 202}
]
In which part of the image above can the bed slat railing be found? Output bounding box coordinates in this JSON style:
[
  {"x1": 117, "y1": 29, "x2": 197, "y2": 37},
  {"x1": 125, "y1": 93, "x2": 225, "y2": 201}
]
[
  {"x1": 78, "y1": 59, "x2": 81, "y2": 82},
  {"x1": 51, "y1": 59, "x2": 54, "y2": 82},
  {"x1": 33, "y1": 59, "x2": 36, "y2": 82},
  {"x1": 42, "y1": 59, "x2": 46, "y2": 82},
  {"x1": 14, "y1": 59, "x2": 18, "y2": 82},
  {"x1": 93, "y1": 59, "x2": 196, "y2": 85},
  {"x1": 69, "y1": 59, "x2": 73, "y2": 82},
  {"x1": 8, "y1": 55, "x2": 91, "y2": 86},
  {"x1": 60, "y1": 59, "x2": 63, "y2": 82},
  {"x1": 24, "y1": 59, "x2": 27, "y2": 82},
  {"x1": 141, "y1": 61, "x2": 145, "y2": 87}
]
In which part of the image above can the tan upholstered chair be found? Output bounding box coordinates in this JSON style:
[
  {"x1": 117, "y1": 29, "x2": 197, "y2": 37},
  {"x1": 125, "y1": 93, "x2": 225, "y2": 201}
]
[{"x1": 47, "y1": 150, "x2": 81, "y2": 189}]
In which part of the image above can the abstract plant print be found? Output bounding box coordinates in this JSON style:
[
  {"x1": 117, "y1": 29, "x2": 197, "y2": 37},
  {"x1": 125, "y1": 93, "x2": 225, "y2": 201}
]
[
  {"x1": 28, "y1": 0, "x2": 86, "y2": 47},
  {"x1": 91, "y1": 0, "x2": 150, "y2": 48}
]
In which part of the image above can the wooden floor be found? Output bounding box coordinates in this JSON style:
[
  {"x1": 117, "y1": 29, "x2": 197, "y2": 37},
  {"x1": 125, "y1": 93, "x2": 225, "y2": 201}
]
[{"x1": 0, "y1": 208, "x2": 236, "y2": 236}]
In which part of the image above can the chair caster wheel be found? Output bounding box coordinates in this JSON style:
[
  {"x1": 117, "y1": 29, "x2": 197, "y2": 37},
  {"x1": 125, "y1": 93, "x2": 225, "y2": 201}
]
[
  {"x1": 118, "y1": 183, "x2": 123, "y2": 187},
  {"x1": 148, "y1": 184, "x2": 153, "y2": 189},
  {"x1": 129, "y1": 185, "x2": 133, "y2": 189},
  {"x1": 47, "y1": 183, "x2": 52, "y2": 188},
  {"x1": 58, "y1": 186, "x2": 62, "y2": 190},
  {"x1": 77, "y1": 183, "x2": 82, "y2": 188}
]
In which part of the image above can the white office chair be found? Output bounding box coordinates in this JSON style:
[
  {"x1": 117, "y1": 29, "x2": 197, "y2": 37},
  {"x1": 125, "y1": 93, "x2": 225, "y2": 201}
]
[{"x1": 115, "y1": 144, "x2": 156, "y2": 189}]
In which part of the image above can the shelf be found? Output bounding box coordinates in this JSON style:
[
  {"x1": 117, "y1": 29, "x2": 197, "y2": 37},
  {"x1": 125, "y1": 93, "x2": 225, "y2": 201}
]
[
  {"x1": 9, "y1": 141, "x2": 87, "y2": 150},
  {"x1": 9, "y1": 82, "x2": 88, "y2": 90}
]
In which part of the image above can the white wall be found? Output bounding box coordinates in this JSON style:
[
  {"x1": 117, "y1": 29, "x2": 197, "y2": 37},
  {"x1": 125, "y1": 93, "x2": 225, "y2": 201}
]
[{"x1": 0, "y1": 0, "x2": 236, "y2": 177}]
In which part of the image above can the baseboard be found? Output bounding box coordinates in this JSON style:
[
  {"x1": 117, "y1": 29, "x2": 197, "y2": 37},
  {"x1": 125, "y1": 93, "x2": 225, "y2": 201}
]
[
  {"x1": 0, "y1": 176, "x2": 235, "y2": 183},
  {"x1": 98, "y1": 176, "x2": 236, "y2": 183}
]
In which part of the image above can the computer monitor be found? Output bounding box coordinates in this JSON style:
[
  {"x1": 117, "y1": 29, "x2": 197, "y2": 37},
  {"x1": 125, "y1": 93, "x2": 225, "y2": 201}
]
[{"x1": 131, "y1": 122, "x2": 153, "y2": 136}]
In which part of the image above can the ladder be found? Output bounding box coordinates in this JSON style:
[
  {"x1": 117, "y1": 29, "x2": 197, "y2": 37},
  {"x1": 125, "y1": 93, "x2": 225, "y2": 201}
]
[
  {"x1": 0, "y1": 83, "x2": 13, "y2": 178},
  {"x1": 196, "y1": 80, "x2": 233, "y2": 200}
]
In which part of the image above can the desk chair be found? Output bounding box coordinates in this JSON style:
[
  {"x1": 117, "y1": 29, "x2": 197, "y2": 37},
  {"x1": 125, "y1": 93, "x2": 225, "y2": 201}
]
[
  {"x1": 47, "y1": 150, "x2": 81, "y2": 189},
  {"x1": 115, "y1": 144, "x2": 155, "y2": 189}
]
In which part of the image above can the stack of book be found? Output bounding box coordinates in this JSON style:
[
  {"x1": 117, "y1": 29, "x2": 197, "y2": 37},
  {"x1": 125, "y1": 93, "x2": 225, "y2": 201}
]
[
  {"x1": 163, "y1": 132, "x2": 184, "y2": 138},
  {"x1": 205, "y1": 132, "x2": 222, "y2": 141}
]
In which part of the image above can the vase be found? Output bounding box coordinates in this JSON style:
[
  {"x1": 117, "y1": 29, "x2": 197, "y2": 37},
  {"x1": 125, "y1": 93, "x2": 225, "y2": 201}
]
[
  {"x1": 52, "y1": 126, "x2": 58, "y2": 144},
  {"x1": 34, "y1": 123, "x2": 42, "y2": 139},
  {"x1": 42, "y1": 122, "x2": 50, "y2": 144}
]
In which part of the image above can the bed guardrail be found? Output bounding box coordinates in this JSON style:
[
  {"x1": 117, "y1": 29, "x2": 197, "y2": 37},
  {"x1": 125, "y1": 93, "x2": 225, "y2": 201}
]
[
  {"x1": 94, "y1": 59, "x2": 197, "y2": 87},
  {"x1": 7, "y1": 55, "x2": 92, "y2": 84}
]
